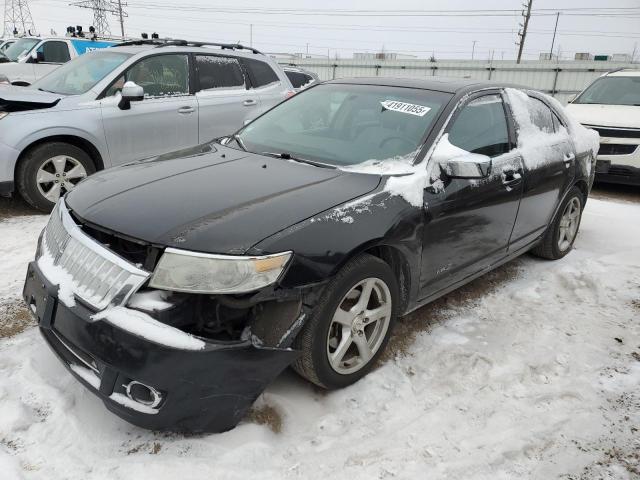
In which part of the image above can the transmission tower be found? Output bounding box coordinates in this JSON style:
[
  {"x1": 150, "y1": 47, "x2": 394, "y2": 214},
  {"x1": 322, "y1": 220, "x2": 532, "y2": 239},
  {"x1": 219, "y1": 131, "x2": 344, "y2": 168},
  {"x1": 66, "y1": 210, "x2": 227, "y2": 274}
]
[
  {"x1": 70, "y1": 0, "x2": 127, "y2": 37},
  {"x1": 3, "y1": 0, "x2": 37, "y2": 37}
]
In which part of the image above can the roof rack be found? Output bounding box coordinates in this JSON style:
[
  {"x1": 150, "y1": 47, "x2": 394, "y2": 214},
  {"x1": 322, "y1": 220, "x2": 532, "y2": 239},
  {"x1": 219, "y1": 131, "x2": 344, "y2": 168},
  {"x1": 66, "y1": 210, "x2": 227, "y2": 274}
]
[{"x1": 116, "y1": 38, "x2": 263, "y2": 54}]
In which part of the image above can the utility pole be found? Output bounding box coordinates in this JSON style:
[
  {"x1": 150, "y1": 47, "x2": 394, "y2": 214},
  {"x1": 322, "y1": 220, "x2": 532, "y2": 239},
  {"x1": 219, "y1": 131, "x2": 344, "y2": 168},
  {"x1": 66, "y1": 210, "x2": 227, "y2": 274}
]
[
  {"x1": 549, "y1": 11, "x2": 560, "y2": 58},
  {"x1": 3, "y1": 0, "x2": 37, "y2": 36},
  {"x1": 516, "y1": 0, "x2": 533, "y2": 64},
  {"x1": 471, "y1": 40, "x2": 477, "y2": 60},
  {"x1": 249, "y1": 23, "x2": 253, "y2": 47},
  {"x1": 306, "y1": 42, "x2": 309, "y2": 56}
]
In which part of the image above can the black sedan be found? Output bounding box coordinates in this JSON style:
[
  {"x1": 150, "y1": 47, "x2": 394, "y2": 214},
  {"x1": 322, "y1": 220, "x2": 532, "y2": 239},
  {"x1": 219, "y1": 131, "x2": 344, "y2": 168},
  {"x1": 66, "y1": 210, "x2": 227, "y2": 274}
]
[{"x1": 23, "y1": 77, "x2": 598, "y2": 433}]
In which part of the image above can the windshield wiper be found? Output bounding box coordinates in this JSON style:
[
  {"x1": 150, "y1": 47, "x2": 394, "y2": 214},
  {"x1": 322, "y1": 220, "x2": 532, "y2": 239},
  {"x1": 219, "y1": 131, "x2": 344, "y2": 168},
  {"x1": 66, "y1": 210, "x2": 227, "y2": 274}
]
[{"x1": 260, "y1": 151, "x2": 336, "y2": 169}]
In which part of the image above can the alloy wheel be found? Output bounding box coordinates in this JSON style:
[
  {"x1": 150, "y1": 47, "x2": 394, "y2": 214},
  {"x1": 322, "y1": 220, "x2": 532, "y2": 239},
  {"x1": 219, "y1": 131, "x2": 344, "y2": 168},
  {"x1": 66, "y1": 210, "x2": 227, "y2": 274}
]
[
  {"x1": 558, "y1": 197, "x2": 581, "y2": 252},
  {"x1": 36, "y1": 155, "x2": 88, "y2": 202},
  {"x1": 326, "y1": 277, "x2": 392, "y2": 375}
]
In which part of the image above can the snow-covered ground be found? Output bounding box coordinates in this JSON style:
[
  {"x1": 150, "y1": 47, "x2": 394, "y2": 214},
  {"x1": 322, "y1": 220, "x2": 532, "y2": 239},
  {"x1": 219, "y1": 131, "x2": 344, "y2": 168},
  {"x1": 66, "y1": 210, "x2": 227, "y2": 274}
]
[{"x1": 0, "y1": 197, "x2": 639, "y2": 479}]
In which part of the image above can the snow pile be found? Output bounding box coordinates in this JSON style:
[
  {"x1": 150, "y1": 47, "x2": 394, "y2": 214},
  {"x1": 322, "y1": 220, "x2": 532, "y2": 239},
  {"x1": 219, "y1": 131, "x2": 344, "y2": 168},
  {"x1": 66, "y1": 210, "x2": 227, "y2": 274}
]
[
  {"x1": 505, "y1": 88, "x2": 599, "y2": 172},
  {"x1": 0, "y1": 215, "x2": 47, "y2": 301},
  {"x1": 127, "y1": 290, "x2": 173, "y2": 312},
  {"x1": 92, "y1": 306, "x2": 206, "y2": 351},
  {"x1": 545, "y1": 93, "x2": 600, "y2": 163},
  {"x1": 0, "y1": 198, "x2": 639, "y2": 479}
]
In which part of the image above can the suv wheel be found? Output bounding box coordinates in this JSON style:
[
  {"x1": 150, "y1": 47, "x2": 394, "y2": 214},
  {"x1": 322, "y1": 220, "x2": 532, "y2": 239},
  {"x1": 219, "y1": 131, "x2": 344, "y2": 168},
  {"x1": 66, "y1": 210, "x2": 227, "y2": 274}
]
[
  {"x1": 531, "y1": 186, "x2": 584, "y2": 260},
  {"x1": 292, "y1": 254, "x2": 399, "y2": 389},
  {"x1": 17, "y1": 142, "x2": 95, "y2": 212}
]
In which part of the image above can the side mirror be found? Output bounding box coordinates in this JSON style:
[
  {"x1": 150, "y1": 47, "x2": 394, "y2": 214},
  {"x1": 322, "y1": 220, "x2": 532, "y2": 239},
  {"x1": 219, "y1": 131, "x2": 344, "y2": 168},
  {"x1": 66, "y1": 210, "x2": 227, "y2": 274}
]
[
  {"x1": 29, "y1": 50, "x2": 40, "y2": 63},
  {"x1": 431, "y1": 134, "x2": 492, "y2": 179},
  {"x1": 118, "y1": 81, "x2": 144, "y2": 110},
  {"x1": 440, "y1": 153, "x2": 492, "y2": 179}
]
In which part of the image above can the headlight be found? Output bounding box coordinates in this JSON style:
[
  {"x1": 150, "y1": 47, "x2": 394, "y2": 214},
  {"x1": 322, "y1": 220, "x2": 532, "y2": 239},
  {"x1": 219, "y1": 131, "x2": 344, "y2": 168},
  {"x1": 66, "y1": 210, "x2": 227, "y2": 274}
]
[
  {"x1": 0, "y1": 74, "x2": 9, "y2": 85},
  {"x1": 0, "y1": 111, "x2": 9, "y2": 120},
  {"x1": 148, "y1": 248, "x2": 292, "y2": 294}
]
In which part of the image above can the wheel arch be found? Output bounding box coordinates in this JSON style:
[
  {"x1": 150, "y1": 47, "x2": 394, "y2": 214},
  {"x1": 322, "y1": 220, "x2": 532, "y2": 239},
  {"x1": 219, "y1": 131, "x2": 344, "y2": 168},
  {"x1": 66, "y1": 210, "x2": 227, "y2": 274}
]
[
  {"x1": 15, "y1": 135, "x2": 105, "y2": 178},
  {"x1": 362, "y1": 244, "x2": 411, "y2": 315},
  {"x1": 574, "y1": 178, "x2": 589, "y2": 206}
]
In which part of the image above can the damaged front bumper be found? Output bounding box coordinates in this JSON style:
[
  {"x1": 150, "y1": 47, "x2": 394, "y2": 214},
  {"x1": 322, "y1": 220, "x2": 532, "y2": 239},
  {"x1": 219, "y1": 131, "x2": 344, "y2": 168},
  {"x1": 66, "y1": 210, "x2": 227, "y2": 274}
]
[{"x1": 23, "y1": 261, "x2": 300, "y2": 433}]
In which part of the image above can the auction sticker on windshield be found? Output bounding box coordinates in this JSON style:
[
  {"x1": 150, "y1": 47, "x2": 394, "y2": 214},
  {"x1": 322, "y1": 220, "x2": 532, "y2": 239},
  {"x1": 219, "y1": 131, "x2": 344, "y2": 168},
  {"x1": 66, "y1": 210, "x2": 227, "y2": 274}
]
[{"x1": 380, "y1": 100, "x2": 431, "y2": 117}]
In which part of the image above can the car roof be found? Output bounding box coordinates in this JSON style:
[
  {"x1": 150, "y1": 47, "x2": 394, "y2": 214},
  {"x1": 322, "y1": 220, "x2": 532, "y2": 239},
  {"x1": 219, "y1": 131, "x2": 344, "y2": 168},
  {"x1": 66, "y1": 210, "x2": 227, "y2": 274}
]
[
  {"x1": 110, "y1": 42, "x2": 272, "y2": 60},
  {"x1": 324, "y1": 76, "x2": 515, "y2": 94},
  {"x1": 607, "y1": 69, "x2": 640, "y2": 77}
]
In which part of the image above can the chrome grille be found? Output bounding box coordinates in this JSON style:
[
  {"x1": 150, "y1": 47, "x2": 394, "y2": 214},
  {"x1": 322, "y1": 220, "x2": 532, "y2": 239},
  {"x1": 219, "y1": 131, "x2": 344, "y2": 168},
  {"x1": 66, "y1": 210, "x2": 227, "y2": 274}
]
[{"x1": 39, "y1": 199, "x2": 151, "y2": 311}]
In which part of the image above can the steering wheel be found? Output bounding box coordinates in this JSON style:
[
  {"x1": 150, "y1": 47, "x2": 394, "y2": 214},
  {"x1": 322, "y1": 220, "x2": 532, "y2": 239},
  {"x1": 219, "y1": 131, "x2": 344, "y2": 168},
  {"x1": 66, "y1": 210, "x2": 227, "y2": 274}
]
[{"x1": 379, "y1": 136, "x2": 415, "y2": 150}]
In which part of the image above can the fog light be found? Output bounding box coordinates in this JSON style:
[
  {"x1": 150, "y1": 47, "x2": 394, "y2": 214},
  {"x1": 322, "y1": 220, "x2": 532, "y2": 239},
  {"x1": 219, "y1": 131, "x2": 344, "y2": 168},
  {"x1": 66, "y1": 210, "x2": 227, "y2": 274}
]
[{"x1": 124, "y1": 381, "x2": 162, "y2": 408}]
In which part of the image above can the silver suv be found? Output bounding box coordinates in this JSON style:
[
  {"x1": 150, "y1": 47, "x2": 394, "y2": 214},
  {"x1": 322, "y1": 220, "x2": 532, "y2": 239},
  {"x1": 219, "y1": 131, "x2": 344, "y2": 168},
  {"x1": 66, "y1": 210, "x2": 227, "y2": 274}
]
[{"x1": 0, "y1": 39, "x2": 294, "y2": 210}]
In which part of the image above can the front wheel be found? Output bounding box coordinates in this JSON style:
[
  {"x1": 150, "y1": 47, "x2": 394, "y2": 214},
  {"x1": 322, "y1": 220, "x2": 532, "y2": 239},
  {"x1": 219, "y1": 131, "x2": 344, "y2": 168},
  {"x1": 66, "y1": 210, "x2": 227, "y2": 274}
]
[
  {"x1": 16, "y1": 142, "x2": 95, "y2": 212},
  {"x1": 531, "y1": 186, "x2": 584, "y2": 260},
  {"x1": 292, "y1": 254, "x2": 399, "y2": 389}
]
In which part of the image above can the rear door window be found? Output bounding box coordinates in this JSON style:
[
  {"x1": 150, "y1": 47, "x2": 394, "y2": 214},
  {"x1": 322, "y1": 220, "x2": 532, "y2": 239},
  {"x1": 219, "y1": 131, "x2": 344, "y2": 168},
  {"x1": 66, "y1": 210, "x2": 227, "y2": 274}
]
[
  {"x1": 242, "y1": 58, "x2": 279, "y2": 88},
  {"x1": 527, "y1": 96, "x2": 555, "y2": 133},
  {"x1": 38, "y1": 41, "x2": 71, "y2": 63},
  {"x1": 195, "y1": 55, "x2": 245, "y2": 90},
  {"x1": 448, "y1": 94, "x2": 510, "y2": 157}
]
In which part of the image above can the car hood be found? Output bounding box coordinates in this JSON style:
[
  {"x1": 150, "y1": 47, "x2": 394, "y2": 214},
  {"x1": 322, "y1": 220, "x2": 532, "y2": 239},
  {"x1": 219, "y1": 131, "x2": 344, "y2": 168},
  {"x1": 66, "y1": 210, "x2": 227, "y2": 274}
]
[
  {"x1": 0, "y1": 85, "x2": 62, "y2": 111},
  {"x1": 565, "y1": 103, "x2": 640, "y2": 129},
  {"x1": 66, "y1": 144, "x2": 381, "y2": 254}
]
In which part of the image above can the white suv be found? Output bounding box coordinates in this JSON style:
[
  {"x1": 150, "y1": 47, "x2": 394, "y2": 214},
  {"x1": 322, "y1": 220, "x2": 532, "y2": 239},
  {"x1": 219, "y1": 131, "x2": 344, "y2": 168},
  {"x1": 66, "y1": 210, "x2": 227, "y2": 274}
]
[
  {"x1": 0, "y1": 39, "x2": 295, "y2": 210},
  {"x1": 0, "y1": 36, "x2": 117, "y2": 86},
  {"x1": 566, "y1": 69, "x2": 640, "y2": 186}
]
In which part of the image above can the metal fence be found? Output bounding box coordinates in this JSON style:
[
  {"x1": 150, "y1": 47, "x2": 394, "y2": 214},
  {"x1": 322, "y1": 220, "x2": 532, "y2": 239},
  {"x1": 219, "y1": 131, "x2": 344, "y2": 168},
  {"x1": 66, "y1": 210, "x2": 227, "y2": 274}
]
[{"x1": 276, "y1": 58, "x2": 635, "y2": 104}]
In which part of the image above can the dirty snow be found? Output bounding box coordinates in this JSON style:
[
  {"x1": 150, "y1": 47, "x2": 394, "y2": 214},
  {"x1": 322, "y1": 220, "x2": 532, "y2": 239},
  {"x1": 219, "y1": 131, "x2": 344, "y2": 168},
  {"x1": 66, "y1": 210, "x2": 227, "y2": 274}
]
[
  {"x1": 92, "y1": 306, "x2": 206, "y2": 351},
  {"x1": 0, "y1": 196, "x2": 639, "y2": 479}
]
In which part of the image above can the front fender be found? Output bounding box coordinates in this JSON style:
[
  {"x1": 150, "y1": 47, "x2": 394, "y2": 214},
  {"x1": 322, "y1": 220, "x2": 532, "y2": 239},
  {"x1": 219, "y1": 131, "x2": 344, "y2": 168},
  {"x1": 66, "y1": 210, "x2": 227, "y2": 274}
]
[
  {"x1": 247, "y1": 188, "x2": 424, "y2": 301},
  {"x1": 14, "y1": 125, "x2": 109, "y2": 166}
]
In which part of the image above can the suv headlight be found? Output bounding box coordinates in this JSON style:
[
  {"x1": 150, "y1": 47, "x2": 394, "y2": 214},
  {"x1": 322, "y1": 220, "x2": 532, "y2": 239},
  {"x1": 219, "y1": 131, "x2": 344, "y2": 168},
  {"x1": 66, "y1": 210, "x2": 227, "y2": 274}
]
[
  {"x1": 0, "y1": 112, "x2": 9, "y2": 120},
  {"x1": 149, "y1": 248, "x2": 292, "y2": 294}
]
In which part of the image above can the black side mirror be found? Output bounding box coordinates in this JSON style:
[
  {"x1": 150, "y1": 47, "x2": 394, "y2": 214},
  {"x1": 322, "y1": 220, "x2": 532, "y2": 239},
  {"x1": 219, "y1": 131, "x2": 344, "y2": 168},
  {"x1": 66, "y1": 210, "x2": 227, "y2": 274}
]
[{"x1": 118, "y1": 81, "x2": 145, "y2": 110}]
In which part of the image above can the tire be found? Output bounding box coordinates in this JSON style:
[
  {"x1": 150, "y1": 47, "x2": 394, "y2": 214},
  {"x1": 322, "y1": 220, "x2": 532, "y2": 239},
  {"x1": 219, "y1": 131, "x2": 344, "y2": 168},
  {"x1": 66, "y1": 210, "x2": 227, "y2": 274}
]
[
  {"x1": 292, "y1": 253, "x2": 399, "y2": 389},
  {"x1": 16, "y1": 142, "x2": 96, "y2": 212},
  {"x1": 531, "y1": 186, "x2": 584, "y2": 260}
]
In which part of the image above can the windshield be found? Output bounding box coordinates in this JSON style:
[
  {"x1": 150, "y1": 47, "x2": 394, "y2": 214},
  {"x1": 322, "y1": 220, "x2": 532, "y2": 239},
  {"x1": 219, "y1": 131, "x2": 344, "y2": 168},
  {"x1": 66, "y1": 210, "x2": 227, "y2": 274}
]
[
  {"x1": 574, "y1": 76, "x2": 640, "y2": 106},
  {"x1": 4, "y1": 38, "x2": 39, "y2": 62},
  {"x1": 33, "y1": 50, "x2": 131, "y2": 95},
  {"x1": 233, "y1": 83, "x2": 450, "y2": 166}
]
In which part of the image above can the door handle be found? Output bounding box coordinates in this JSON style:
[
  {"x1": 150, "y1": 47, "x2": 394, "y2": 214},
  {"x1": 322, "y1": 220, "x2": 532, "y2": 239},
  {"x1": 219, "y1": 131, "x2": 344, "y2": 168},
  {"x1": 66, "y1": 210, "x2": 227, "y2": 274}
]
[
  {"x1": 501, "y1": 169, "x2": 522, "y2": 188},
  {"x1": 243, "y1": 99, "x2": 257, "y2": 106},
  {"x1": 563, "y1": 152, "x2": 575, "y2": 167},
  {"x1": 178, "y1": 106, "x2": 195, "y2": 114}
]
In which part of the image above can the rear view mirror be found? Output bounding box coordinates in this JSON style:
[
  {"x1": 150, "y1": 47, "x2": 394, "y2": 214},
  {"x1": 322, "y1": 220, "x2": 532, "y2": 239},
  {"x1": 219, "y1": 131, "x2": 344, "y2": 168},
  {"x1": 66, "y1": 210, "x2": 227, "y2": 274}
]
[
  {"x1": 441, "y1": 153, "x2": 492, "y2": 179},
  {"x1": 118, "y1": 81, "x2": 144, "y2": 110}
]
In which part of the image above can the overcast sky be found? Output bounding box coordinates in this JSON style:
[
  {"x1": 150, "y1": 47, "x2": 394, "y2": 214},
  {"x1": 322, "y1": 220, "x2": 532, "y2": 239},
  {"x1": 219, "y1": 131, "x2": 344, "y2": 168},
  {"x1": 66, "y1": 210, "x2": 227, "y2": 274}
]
[{"x1": 18, "y1": 0, "x2": 640, "y2": 60}]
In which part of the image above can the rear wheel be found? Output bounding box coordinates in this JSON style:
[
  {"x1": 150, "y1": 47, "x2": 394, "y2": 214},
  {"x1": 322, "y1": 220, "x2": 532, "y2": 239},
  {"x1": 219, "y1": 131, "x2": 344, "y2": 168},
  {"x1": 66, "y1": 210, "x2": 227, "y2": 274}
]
[
  {"x1": 16, "y1": 142, "x2": 95, "y2": 212},
  {"x1": 292, "y1": 254, "x2": 399, "y2": 389},
  {"x1": 531, "y1": 186, "x2": 584, "y2": 260}
]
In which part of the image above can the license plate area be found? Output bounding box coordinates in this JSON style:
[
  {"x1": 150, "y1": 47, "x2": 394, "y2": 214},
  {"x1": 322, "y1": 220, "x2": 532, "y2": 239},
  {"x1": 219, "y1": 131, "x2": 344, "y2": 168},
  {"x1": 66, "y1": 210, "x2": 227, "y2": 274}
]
[{"x1": 23, "y1": 263, "x2": 57, "y2": 329}]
